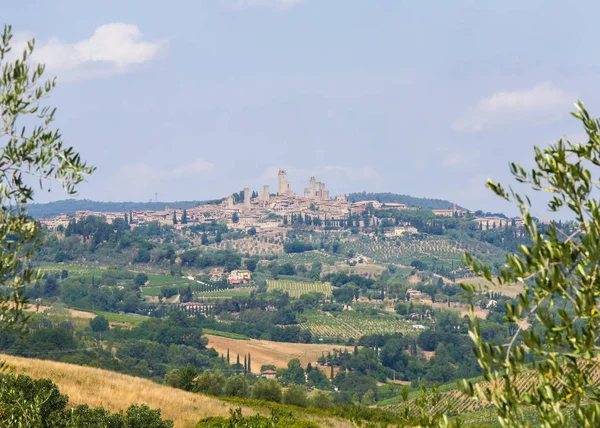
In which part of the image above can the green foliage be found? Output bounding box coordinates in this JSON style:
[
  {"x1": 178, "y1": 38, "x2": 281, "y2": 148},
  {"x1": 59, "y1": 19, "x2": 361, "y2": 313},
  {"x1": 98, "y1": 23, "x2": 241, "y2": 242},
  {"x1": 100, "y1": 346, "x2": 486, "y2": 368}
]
[
  {"x1": 0, "y1": 25, "x2": 94, "y2": 332},
  {"x1": 348, "y1": 192, "x2": 459, "y2": 210},
  {"x1": 278, "y1": 359, "x2": 305, "y2": 386},
  {"x1": 89, "y1": 315, "x2": 109, "y2": 332},
  {"x1": 251, "y1": 379, "x2": 282, "y2": 403},
  {"x1": 224, "y1": 375, "x2": 248, "y2": 398},
  {"x1": 283, "y1": 384, "x2": 308, "y2": 407},
  {"x1": 197, "y1": 408, "x2": 319, "y2": 428},
  {"x1": 195, "y1": 371, "x2": 226, "y2": 396},
  {"x1": 461, "y1": 102, "x2": 600, "y2": 426},
  {"x1": 134, "y1": 273, "x2": 149, "y2": 287}
]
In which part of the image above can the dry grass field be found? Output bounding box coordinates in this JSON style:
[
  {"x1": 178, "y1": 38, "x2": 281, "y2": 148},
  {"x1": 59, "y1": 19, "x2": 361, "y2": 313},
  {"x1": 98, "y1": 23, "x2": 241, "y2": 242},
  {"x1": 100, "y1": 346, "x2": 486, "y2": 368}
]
[
  {"x1": 0, "y1": 354, "x2": 246, "y2": 428},
  {"x1": 205, "y1": 335, "x2": 352, "y2": 373},
  {"x1": 0, "y1": 354, "x2": 354, "y2": 428}
]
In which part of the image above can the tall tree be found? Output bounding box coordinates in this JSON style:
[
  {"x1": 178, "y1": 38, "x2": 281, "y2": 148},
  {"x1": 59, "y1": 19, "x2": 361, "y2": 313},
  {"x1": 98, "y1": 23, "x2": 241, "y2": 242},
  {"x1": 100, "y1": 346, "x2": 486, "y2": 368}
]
[
  {"x1": 172, "y1": 211, "x2": 178, "y2": 225},
  {"x1": 181, "y1": 209, "x2": 188, "y2": 224},
  {"x1": 0, "y1": 25, "x2": 94, "y2": 328}
]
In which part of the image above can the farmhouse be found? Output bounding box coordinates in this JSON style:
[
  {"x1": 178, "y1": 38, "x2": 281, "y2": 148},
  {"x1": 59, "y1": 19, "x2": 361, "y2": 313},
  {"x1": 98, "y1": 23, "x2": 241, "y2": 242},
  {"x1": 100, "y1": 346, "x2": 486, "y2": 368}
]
[
  {"x1": 228, "y1": 270, "x2": 252, "y2": 285},
  {"x1": 260, "y1": 369, "x2": 277, "y2": 379}
]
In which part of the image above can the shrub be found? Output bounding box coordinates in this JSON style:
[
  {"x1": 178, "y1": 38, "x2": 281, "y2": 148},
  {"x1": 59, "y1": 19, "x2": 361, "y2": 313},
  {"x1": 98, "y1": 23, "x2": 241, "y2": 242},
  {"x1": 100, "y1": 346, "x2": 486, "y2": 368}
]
[
  {"x1": 251, "y1": 379, "x2": 282, "y2": 403},
  {"x1": 90, "y1": 315, "x2": 109, "y2": 332},
  {"x1": 283, "y1": 384, "x2": 308, "y2": 407}
]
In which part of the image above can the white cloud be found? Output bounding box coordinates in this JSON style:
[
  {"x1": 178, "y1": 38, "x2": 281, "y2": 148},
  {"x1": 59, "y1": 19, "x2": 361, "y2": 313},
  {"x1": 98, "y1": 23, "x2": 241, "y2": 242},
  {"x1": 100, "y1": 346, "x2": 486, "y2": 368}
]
[
  {"x1": 453, "y1": 82, "x2": 573, "y2": 132},
  {"x1": 227, "y1": 0, "x2": 304, "y2": 9},
  {"x1": 13, "y1": 23, "x2": 167, "y2": 81}
]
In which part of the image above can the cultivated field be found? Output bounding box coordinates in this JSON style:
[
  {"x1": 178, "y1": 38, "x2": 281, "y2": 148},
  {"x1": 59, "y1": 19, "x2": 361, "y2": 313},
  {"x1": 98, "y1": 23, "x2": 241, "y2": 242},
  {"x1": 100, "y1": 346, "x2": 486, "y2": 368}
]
[
  {"x1": 458, "y1": 277, "x2": 524, "y2": 298},
  {"x1": 300, "y1": 310, "x2": 419, "y2": 341},
  {"x1": 195, "y1": 288, "x2": 253, "y2": 298},
  {"x1": 205, "y1": 334, "x2": 352, "y2": 373},
  {"x1": 267, "y1": 280, "x2": 334, "y2": 298}
]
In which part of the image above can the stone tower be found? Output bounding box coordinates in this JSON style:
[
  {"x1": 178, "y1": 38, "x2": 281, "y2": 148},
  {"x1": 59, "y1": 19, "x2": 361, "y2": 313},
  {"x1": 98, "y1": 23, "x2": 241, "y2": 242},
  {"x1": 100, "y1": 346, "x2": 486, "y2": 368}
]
[
  {"x1": 278, "y1": 169, "x2": 290, "y2": 196},
  {"x1": 244, "y1": 187, "x2": 251, "y2": 208}
]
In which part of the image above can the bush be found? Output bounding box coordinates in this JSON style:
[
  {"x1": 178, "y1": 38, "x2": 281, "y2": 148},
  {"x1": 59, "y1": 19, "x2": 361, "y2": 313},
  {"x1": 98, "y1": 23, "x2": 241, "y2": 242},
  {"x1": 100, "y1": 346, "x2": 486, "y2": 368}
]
[
  {"x1": 308, "y1": 390, "x2": 333, "y2": 409},
  {"x1": 283, "y1": 384, "x2": 308, "y2": 407},
  {"x1": 198, "y1": 408, "x2": 319, "y2": 428},
  {"x1": 224, "y1": 375, "x2": 248, "y2": 398},
  {"x1": 195, "y1": 371, "x2": 226, "y2": 396},
  {"x1": 90, "y1": 315, "x2": 109, "y2": 332},
  {"x1": 251, "y1": 379, "x2": 282, "y2": 403}
]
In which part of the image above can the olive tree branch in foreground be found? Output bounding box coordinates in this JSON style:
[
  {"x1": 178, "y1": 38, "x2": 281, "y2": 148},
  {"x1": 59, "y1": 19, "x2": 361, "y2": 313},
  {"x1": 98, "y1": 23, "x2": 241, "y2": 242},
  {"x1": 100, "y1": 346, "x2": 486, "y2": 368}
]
[
  {"x1": 459, "y1": 101, "x2": 600, "y2": 427},
  {"x1": 0, "y1": 24, "x2": 94, "y2": 332}
]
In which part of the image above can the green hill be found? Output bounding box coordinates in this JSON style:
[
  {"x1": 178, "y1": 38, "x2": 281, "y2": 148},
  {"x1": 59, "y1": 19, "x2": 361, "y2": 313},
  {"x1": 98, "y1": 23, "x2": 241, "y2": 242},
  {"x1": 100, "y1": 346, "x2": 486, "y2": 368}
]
[
  {"x1": 348, "y1": 192, "x2": 465, "y2": 210},
  {"x1": 24, "y1": 199, "x2": 218, "y2": 218}
]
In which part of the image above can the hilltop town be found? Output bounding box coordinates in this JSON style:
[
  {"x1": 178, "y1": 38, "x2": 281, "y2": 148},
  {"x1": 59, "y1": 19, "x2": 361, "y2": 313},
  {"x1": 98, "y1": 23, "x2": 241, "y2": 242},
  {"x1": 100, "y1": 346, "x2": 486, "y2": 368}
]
[{"x1": 39, "y1": 168, "x2": 518, "y2": 234}]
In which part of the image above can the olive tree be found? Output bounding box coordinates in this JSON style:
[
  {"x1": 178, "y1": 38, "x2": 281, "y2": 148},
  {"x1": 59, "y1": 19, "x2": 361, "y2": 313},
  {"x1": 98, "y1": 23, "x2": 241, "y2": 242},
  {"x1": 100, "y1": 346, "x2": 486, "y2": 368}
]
[
  {"x1": 462, "y1": 102, "x2": 600, "y2": 426},
  {"x1": 0, "y1": 24, "x2": 94, "y2": 329}
]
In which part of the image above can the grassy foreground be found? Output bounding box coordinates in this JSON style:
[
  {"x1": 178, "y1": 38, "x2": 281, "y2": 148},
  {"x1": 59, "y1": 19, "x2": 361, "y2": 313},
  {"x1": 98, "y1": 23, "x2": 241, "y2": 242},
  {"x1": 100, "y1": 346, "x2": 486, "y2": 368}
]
[
  {"x1": 0, "y1": 354, "x2": 353, "y2": 428},
  {"x1": 0, "y1": 354, "x2": 248, "y2": 428}
]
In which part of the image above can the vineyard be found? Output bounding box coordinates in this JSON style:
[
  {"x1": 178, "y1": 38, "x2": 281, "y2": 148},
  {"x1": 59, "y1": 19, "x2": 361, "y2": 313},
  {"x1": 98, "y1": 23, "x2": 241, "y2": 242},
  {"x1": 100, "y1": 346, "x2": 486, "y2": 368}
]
[
  {"x1": 383, "y1": 365, "x2": 600, "y2": 421},
  {"x1": 300, "y1": 310, "x2": 418, "y2": 341},
  {"x1": 267, "y1": 280, "x2": 334, "y2": 298}
]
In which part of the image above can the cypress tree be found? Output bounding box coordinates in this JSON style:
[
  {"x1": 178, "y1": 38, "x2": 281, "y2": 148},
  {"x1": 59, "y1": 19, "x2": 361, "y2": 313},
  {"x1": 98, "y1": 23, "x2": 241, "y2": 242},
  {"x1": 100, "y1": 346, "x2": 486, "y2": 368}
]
[
  {"x1": 248, "y1": 354, "x2": 251, "y2": 373},
  {"x1": 330, "y1": 364, "x2": 334, "y2": 380},
  {"x1": 227, "y1": 348, "x2": 230, "y2": 364},
  {"x1": 244, "y1": 355, "x2": 247, "y2": 374}
]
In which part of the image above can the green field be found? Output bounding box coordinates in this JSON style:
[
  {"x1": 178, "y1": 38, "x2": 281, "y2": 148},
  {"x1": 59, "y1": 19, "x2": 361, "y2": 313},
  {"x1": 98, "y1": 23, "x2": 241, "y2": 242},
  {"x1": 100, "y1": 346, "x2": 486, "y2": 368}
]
[
  {"x1": 203, "y1": 329, "x2": 250, "y2": 340},
  {"x1": 93, "y1": 310, "x2": 148, "y2": 324},
  {"x1": 300, "y1": 310, "x2": 420, "y2": 340},
  {"x1": 267, "y1": 280, "x2": 334, "y2": 298},
  {"x1": 145, "y1": 274, "x2": 192, "y2": 286},
  {"x1": 195, "y1": 289, "x2": 253, "y2": 298},
  {"x1": 36, "y1": 263, "x2": 106, "y2": 276}
]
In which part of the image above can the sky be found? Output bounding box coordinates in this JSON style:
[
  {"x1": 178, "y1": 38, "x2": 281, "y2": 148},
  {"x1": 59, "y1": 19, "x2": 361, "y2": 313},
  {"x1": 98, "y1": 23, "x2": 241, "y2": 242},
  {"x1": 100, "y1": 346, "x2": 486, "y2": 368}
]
[{"x1": 3, "y1": 0, "x2": 600, "y2": 218}]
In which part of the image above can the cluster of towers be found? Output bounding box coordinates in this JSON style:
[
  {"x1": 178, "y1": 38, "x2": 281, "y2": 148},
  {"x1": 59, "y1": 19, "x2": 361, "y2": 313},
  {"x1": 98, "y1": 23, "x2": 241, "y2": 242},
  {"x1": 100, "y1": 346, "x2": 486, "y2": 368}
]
[
  {"x1": 229, "y1": 169, "x2": 330, "y2": 210},
  {"x1": 276, "y1": 169, "x2": 329, "y2": 202}
]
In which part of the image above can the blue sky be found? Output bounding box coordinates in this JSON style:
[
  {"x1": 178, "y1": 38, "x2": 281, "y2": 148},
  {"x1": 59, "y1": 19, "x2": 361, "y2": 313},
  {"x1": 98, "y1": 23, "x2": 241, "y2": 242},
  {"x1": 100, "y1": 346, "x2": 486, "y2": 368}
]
[{"x1": 3, "y1": 0, "x2": 600, "y2": 217}]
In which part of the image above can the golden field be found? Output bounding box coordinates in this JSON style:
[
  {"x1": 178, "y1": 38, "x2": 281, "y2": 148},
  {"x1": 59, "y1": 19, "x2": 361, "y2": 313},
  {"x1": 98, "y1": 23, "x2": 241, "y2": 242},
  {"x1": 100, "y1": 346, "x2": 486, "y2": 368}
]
[{"x1": 0, "y1": 354, "x2": 353, "y2": 428}]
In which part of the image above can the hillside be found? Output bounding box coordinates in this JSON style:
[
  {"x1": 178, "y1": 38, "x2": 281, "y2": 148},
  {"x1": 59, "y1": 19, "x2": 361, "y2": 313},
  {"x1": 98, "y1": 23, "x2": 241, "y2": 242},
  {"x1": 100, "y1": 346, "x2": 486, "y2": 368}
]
[
  {"x1": 0, "y1": 354, "x2": 353, "y2": 428},
  {"x1": 348, "y1": 191, "x2": 464, "y2": 210},
  {"x1": 24, "y1": 199, "x2": 212, "y2": 218},
  {"x1": 0, "y1": 354, "x2": 242, "y2": 427}
]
